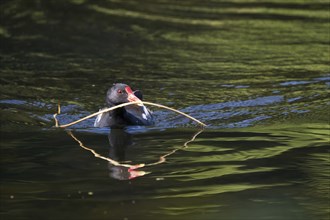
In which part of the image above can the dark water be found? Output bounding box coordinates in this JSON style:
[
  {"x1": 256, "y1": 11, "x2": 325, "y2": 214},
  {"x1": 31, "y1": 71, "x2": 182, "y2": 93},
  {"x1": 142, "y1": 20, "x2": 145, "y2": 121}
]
[{"x1": 1, "y1": 0, "x2": 329, "y2": 220}]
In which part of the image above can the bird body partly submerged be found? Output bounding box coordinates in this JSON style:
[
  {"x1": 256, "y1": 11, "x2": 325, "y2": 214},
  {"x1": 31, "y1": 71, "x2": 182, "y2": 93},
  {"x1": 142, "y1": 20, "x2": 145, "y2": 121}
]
[{"x1": 94, "y1": 83, "x2": 154, "y2": 128}]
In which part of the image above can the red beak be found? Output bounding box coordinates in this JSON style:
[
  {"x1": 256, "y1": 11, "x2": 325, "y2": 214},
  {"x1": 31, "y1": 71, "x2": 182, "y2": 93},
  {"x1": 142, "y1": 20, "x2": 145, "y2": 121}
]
[{"x1": 125, "y1": 86, "x2": 142, "y2": 103}]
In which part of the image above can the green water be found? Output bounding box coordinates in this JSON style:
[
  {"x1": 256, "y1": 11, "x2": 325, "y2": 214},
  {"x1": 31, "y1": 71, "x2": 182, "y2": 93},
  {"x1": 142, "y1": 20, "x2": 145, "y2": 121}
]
[{"x1": 1, "y1": 0, "x2": 329, "y2": 219}]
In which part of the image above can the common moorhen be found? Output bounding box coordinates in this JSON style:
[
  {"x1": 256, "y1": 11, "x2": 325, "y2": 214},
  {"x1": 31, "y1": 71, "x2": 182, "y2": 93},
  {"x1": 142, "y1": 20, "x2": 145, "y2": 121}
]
[{"x1": 94, "y1": 83, "x2": 154, "y2": 128}]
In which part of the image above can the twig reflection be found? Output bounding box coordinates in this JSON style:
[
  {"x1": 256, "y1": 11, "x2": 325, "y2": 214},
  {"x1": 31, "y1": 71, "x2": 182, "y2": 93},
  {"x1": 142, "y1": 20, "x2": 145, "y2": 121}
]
[
  {"x1": 67, "y1": 128, "x2": 204, "y2": 180},
  {"x1": 144, "y1": 128, "x2": 204, "y2": 167}
]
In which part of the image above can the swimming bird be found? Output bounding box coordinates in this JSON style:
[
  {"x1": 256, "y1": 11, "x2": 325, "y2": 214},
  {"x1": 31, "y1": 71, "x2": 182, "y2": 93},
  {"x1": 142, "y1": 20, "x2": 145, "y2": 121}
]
[{"x1": 94, "y1": 83, "x2": 154, "y2": 128}]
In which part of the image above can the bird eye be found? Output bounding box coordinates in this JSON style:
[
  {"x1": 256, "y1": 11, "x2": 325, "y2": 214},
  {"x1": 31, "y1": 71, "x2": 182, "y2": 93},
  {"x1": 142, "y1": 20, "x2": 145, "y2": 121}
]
[{"x1": 117, "y1": 89, "x2": 123, "y2": 94}]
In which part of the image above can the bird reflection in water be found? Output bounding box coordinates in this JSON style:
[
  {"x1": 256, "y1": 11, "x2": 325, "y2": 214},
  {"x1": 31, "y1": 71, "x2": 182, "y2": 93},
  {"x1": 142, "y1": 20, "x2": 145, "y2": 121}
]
[
  {"x1": 67, "y1": 130, "x2": 147, "y2": 181},
  {"x1": 107, "y1": 129, "x2": 148, "y2": 180}
]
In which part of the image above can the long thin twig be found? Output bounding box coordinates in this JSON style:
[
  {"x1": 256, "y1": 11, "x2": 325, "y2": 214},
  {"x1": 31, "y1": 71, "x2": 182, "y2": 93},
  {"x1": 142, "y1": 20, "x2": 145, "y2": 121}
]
[
  {"x1": 143, "y1": 101, "x2": 207, "y2": 127},
  {"x1": 56, "y1": 101, "x2": 207, "y2": 128},
  {"x1": 53, "y1": 100, "x2": 61, "y2": 127}
]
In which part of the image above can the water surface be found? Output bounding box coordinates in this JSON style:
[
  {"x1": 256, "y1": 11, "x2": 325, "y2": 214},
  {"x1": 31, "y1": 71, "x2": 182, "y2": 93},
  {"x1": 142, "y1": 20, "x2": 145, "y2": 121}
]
[{"x1": 1, "y1": 0, "x2": 329, "y2": 219}]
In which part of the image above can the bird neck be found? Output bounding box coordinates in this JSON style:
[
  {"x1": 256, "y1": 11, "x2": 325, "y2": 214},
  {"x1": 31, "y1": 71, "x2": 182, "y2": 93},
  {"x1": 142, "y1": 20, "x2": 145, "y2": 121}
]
[{"x1": 108, "y1": 103, "x2": 126, "y2": 117}]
